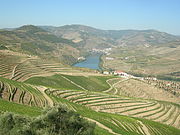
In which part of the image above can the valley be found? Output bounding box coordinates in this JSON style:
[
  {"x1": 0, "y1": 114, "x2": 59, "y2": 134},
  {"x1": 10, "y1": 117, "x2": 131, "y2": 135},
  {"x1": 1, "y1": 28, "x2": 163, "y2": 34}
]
[
  {"x1": 101, "y1": 44, "x2": 180, "y2": 80},
  {"x1": 0, "y1": 25, "x2": 180, "y2": 135}
]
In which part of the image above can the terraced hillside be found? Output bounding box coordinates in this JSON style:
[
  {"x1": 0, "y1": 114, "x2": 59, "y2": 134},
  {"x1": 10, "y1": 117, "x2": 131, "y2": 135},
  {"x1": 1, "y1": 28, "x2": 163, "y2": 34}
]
[
  {"x1": 106, "y1": 78, "x2": 180, "y2": 104},
  {"x1": 0, "y1": 51, "x2": 101, "y2": 82},
  {"x1": 0, "y1": 52, "x2": 27, "y2": 79},
  {"x1": 102, "y1": 44, "x2": 180, "y2": 79},
  {"x1": 0, "y1": 50, "x2": 180, "y2": 134},
  {"x1": 0, "y1": 98, "x2": 41, "y2": 116},
  {"x1": 144, "y1": 78, "x2": 180, "y2": 98},
  {"x1": 24, "y1": 74, "x2": 180, "y2": 130},
  {"x1": 0, "y1": 75, "x2": 180, "y2": 134},
  {"x1": 49, "y1": 93, "x2": 180, "y2": 135},
  {"x1": 1, "y1": 24, "x2": 180, "y2": 134},
  {"x1": 0, "y1": 77, "x2": 52, "y2": 107},
  {"x1": 47, "y1": 87, "x2": 180, "y2": 129}
]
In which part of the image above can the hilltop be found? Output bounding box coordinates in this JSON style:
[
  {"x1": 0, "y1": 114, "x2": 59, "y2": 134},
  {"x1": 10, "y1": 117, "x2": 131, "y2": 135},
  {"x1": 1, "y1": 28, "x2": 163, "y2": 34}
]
[
  {"x1": 0, "y1": 25, "x2": 80, "y2": 65},
  {"x1": 40, "y1": 24, "x2": 180, "y2": 50}
]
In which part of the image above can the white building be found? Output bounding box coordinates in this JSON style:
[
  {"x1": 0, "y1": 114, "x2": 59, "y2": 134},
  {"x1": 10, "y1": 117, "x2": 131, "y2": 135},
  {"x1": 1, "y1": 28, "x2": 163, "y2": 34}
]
[
  {"x1": 105, "y1": 57, "x2": 114, "y2": 60},
  {"x1": 103, "y1": 71, "x2": 109, "y2": 75}
]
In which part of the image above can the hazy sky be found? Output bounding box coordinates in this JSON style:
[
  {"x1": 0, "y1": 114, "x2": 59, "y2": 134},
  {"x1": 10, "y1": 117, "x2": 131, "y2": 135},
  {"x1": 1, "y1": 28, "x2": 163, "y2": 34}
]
[{"x1": 1, "y1": 0, "x2": 180, "y2": 35}]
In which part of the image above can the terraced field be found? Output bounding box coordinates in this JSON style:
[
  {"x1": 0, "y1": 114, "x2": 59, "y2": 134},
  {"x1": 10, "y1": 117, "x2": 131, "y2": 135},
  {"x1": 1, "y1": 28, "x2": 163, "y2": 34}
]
[
  {"x1": 0, "y1": 74, "x2": 180, "y2": 134},
  {"x1": 107, "y1": 78, "x2": 180, "y2": 104},
  {"x1": 0, "y1": 51, "x2": 180, "y2": 134},
  {"x1": 24, "y1": 74, "x2": 180, "y2": 130},
  {"x1": 0, "y1": 77, "x2": 52, "y2": 107},
  {"x1": 48, "y1": 91, "x2": 180, "y2": 135},
  {"x1": 0, "y1": 98, "x2": 41, "y2": 116},
  {"x1": 0, "y1": 53, "x2": 101, "y2": 82},
  {"x1": 0, "y1": 53, "x2": 26, "y2": 78},
  {"x1": 144, "y1": 78, "x2": 180, "y2": 98},
  {"x1": 25, "y1": 74, "x2": 84, "y2": 90},
  {"x1": 25, "y1": 74, "x2": 115, "y2": 91},
  {"x1": 47, "y1": 87, "x2": 180, "y2": 129}
]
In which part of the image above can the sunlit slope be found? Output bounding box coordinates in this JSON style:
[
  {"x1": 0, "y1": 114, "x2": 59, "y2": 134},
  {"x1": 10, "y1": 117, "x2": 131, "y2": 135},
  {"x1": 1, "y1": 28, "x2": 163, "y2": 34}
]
[
  {"x1": 104, "y1": 78, "x2": 180, "y2": 104},
  {"x1": 25, "y1": 74, "x2": 180, "y2": 129},
  {"x1": 102, "y1": 44, "x2": 180, "y2": 80},
  {"x1": 0, "y1": 77, "x2": 51, "y2": 107},
  {"x1": 0, "y1": 25, "x2": 80, "y2": 65},
  {"x1": 0, "y1": 98, "x2": 41, "y2": 116},
  {"x1": 0, "y1": 75, "x2": 180, "y2": 134},
  {"x1": 25, "y1": 74, "x2": 114, "y2": 91},
  {"x1": 47, "y1": 88, "x2": 180, "y2": 129},
  {"x1": 0, "y1": 52, "x2": 27, "y2": 79},
  {"x1": 0, "y1": 52, "x2": 101, "y2": 82},
  {"x1": 1, "y1": 90, "x2": 180, "y2": 135},
  {"x1": 47, "y1": 90, "x2": 180, "y2": 135}
]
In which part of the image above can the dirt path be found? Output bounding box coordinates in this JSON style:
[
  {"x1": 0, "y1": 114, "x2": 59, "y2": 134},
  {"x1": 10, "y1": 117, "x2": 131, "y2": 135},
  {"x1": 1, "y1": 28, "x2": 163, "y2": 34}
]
[
  {"x1": 137, "y1": 120, "x2": 151, "y2": 135},
  {"x1": 36, "y1": 86, "x2": 54, "y2": 107},
  {"x1": 104, "y1": 78, "x2": 128, "y2": 93},
  {"x1": 173, "y1": 113, "x2": 180, "y2": 128},
  {"x1": 61, "y1": 75, "x2": 87, "y2": 91},
  {"x1": 10, "y1": 65, "x2": 18, "y2": 79},
  {"x1": 10, "y1": 58, "x2": 32, "y2": 80},
  {"x1": 104, "y1": 78, "x2": 120, "y2": 93},
  {"x1": 85, "y1": 117, "x2": 122, "y2": 135}
]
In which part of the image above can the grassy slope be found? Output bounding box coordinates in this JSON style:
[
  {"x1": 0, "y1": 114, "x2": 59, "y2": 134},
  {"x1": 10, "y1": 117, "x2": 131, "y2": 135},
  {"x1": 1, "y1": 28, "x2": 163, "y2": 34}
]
[
  {"x1": 1, "y1": 95, "x2": 179, "y2": 135},
  {"x1": 50, "y1": 94, "x2": 180, "y2": 135},
  {"x1": 25, "y1": 74, "x2": 83, "y2": 90},
  {"x1": 25, "y1": 74, "x2": 115, "y2": 91},
  {"x1": 62, "y1": 74, "x2": 114, "y2": 91},
  {"x1": 0, "y1": 77, "x2": 43, "y2": 96},
  {"x1": 0, "y1": 77, "x2": 49, "y2": 108},
  {"x1": 0, "y1": 98, "x2": 112, "y2": 135},
  {"x1": 0, "y1": 99, "x2": 41, "y2": 117},
  {"x1": 0, "y1": 25, "x2": 79, "y2": 65},
  {"x1": 0, "y1": 76, "x2": 180, "y2": 134}
]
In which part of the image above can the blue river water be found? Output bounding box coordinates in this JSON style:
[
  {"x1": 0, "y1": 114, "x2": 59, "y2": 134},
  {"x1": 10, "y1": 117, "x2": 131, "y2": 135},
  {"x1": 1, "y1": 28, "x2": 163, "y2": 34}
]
[{"x1": 73, "y1": 54, "x2": 101, "y2": 70}]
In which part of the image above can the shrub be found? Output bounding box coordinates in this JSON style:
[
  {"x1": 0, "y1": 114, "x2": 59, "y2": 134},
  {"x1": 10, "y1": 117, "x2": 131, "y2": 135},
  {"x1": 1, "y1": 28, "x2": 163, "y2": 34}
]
[{"x1": 0, "y1": 105, "x2": 95, "y2": 135}]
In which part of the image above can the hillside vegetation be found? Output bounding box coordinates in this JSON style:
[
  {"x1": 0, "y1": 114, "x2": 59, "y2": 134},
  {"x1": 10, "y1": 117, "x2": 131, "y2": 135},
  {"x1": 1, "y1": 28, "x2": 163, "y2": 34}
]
[
  {"x1": 102, "y1": 43, "x2": 180, "y2": 79},
  {"x1": 41, "y1": 25, "x2": 179, "y2": 50},
  {"x1": 0, "y1": 106, "x2": 95, "y2": 135},
  {"x1": 40, "y1": 24, "x2": 180, "y2": 79},
  {"x1": 0, "y1": 25, "x2": 80, "y2": 65},
  {"x1": 0, "y1": 24, "x2": 180, "y2": 135},
  {"x1": 0, "y1": 72, "x2": 180, "y2": 134}
]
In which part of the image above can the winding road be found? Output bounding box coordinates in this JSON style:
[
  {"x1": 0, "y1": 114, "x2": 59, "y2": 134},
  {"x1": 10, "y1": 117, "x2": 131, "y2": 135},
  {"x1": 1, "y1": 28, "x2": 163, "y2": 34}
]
[
  {"x1": 104, "y1": 77, "x2": 128, "y2": 94},
  {"x1": 85, "y1": 117, "x2": 122, "y2": 135},
  {"x1": 36, "y1": 86, "x2": 54, "y2": 107}
]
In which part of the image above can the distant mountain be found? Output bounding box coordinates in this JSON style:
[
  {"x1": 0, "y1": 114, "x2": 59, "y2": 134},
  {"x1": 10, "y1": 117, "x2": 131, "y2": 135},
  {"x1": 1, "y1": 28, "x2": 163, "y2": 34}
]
[
  {"x1": 40, "y1": 25, "x2": 113, "y2": 50},
  {"x1": 1, "y1": 24, "x2": 180, "y2": 65},
  {"x1": 0, "y1": 25, "x2": 80, "y2": 64},
  {"x1": 40, "y1": 25, "x2": 180, "y2": 49}
]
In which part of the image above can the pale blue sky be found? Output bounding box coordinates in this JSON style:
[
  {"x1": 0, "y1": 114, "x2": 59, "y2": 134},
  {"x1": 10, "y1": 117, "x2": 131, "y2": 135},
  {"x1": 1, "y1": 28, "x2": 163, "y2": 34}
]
[{"x1": 0, "y1": 0, "x2": 180, "y2": 35}]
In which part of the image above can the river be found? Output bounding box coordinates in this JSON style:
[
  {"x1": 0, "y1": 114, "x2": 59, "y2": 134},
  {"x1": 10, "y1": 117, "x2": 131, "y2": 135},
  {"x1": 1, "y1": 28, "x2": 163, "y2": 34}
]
[{"x1": 73, "y1": 54, "x2": 101, "y2": 70}]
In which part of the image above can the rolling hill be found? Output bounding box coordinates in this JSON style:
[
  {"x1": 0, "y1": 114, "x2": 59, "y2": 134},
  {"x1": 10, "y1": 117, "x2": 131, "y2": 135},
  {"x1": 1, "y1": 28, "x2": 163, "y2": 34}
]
[
  {"x1": 101, "y1": 41, "x2": 180, "y2": 79},
  {"x1": 41, "y1": 25, "x2": 180, "y2": 50},
  {"x1": 0, "y1": 25, "x2": 80, "y2": 65},
  {"x1": 0, "y1": 73, "x2": 180, "y2": 135},
  {"x1": 0, "y1": 24, "x2": 180, "y2": 135}
]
